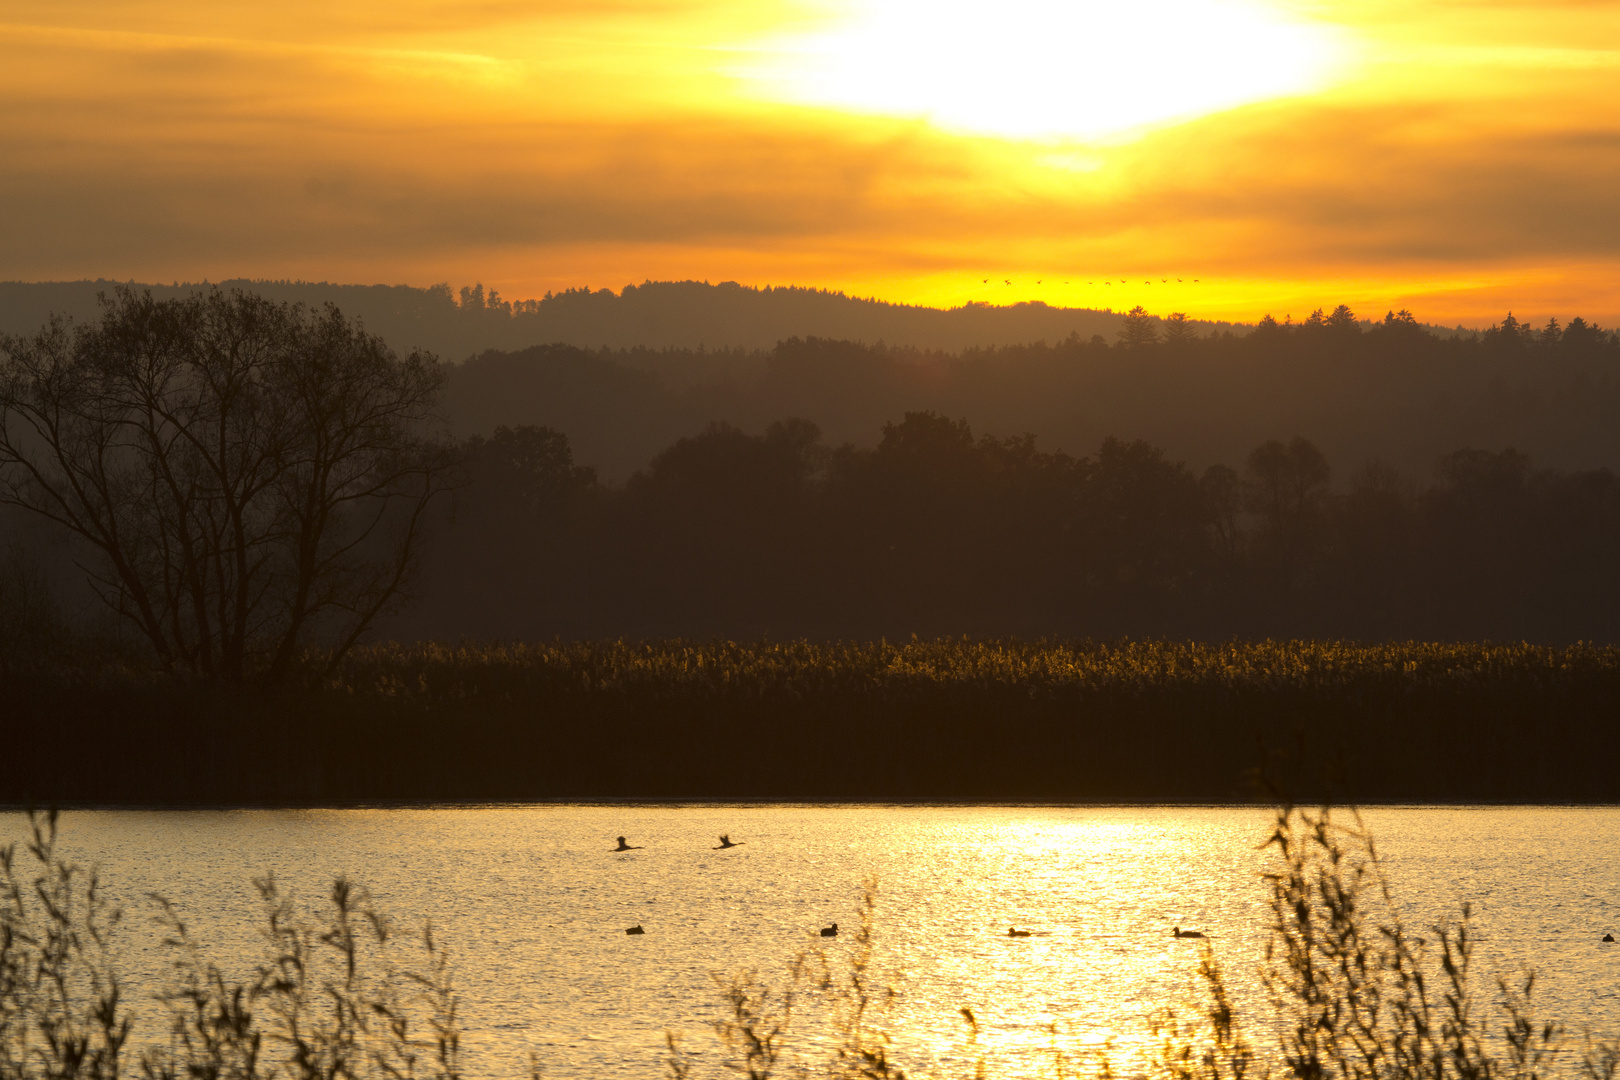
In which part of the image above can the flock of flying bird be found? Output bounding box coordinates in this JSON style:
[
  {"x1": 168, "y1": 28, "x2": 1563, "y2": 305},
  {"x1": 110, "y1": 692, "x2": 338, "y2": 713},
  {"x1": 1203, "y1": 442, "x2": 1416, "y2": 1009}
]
[
  {"x1": 610, "y1": 835, "x2": 1208, "y2": 941},
  {"x1": 978, "y1": 278, "x2": 1201, "y2": 286}
]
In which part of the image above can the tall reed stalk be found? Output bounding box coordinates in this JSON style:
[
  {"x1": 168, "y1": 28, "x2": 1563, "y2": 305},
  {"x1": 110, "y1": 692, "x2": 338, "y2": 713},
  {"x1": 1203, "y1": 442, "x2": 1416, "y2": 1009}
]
[
  {"x1": 1253, "y1": 802, "x2": 1612, "y2": 1080},
  {"x1": 0, "y1": 809, "x2": 129, "y2": 1080},
  {"x1": 667, "y1": 806, "x2": 1617, "y2": 1080},
  {"x1": 1, "y1": 811, "x2": 460, "y2": 1080}
]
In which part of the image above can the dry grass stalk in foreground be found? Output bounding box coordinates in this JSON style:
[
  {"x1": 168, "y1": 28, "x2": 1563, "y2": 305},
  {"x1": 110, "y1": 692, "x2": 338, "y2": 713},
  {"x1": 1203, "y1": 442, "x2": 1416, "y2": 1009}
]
[
  {"x1": 1255, "y1": 803, "x2": 1620, "y2": 1080},
  {"x1": 4, "y1": 808, "x2": 1619, "y2": 1080},
  {"x1": 669, "y1": 807, "x2": 1619, "y2": 1080},
  {"x1": 666, "y1": 883, "x2": 914, "y2": 1080},
  {"x1": 0, "y1": 809, "x2": 129, "y2": 1080},
  {"x1": 142, "y1": 874, "x2": 461, "y2": 1080},
  {"x1": 0, "y1": 810, "x2": 460, "y2": 1080}
]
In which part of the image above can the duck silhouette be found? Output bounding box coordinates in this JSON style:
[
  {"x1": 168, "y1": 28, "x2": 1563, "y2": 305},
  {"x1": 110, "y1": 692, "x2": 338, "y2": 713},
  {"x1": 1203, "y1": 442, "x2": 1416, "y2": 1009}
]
[
  {"x1": 820, "y1": 923, "x2": 839, "y2": 937},
  {"x1": 613, "y1": 836, "x2": 643, "y2": 852},
  {"x1": 625, "y1": 924, "x2": 645, "y2": 935},
  {"x1": 1174, "y1": 926, "x2": 1206, "y2": 939},
  {"x1": 1008, "y1": 927, "x2": 1032, "y2": 938},
  {"x1": 714, "y1": 835, "x2": 743, "y2": 849},
  {"x1": 1604, "y1": 933, "x2": 1615, "y2": 943}
]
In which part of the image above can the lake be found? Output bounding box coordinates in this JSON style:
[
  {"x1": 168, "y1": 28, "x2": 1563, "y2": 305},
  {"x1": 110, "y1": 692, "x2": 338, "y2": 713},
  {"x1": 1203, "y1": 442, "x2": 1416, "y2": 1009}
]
[{"x1": 22, "y1": 805, "x2": 1620, "y2": 1078}]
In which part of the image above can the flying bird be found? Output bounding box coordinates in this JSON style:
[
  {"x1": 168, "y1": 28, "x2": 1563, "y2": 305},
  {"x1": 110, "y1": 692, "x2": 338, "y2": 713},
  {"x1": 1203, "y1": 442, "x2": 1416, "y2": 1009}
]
[
  {"x1": 1004, "y1": 279, "x2": 1012, "y2": 285},
  {"x1": 714, "y1": 835, "x2": 743, "y2": 849},
  {"x1": 613, "y1": 836, "x2": 643, "y2": 852}
]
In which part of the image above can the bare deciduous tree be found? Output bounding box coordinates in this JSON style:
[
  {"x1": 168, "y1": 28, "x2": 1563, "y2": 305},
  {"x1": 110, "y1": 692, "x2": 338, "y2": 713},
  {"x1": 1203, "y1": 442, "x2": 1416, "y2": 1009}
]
[{"x1": 0, "y1": 287, "x2": 452, "y2": 683}]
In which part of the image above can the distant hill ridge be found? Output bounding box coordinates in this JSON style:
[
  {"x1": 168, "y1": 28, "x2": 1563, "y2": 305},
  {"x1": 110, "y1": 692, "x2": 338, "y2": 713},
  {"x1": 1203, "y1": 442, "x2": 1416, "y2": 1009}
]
[{"x1": 0, "y1": 278, "x2": 1251, "y2": 357}]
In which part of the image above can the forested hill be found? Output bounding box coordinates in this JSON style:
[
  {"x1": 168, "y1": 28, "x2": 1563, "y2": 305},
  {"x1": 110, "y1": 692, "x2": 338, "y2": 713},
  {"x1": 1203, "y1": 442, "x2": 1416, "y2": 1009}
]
[
  {"x1": 0, "y1": 279, "x2": 1224, "y2": 356},
  {"x1": 448, "y1": 313, "x2": 1620, "y2": 483}
]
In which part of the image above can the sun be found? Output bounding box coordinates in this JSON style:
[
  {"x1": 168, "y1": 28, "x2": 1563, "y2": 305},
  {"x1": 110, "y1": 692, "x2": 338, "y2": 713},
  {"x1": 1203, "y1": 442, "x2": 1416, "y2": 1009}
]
[{"x1": 737, "y1": 0, "x2": 1353, "y2": 141}]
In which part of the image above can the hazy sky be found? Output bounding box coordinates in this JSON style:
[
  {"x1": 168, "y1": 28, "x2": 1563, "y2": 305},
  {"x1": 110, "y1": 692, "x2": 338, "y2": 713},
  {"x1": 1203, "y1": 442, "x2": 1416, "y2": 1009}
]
[{"x1": 4, "y1": 0, "x2": 1618, "y2": 324}]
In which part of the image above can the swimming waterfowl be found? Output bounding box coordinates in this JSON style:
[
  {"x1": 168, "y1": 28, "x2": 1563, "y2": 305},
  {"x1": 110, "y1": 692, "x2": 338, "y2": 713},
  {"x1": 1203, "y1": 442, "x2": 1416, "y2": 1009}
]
[
  {"x1": 614, "y1": 836, "x2": 643, "y2": 852},
  {"x1": 625, "y1": 925, "x2": 645, "y2": 935},
  {"x1": 1008, "y1": 927, "x2": 1032, "y2": 938},
  {"x1": 714, "y1": 835, "x2": 743, "y2": 849},
  {"x1": 1174, "y1": 927, "x2": 1206, "y2": 938},
  {"x1": 820, "y1": 923, "x2": 839, "y2": 937},
  {"x1": 1604, "y1": 933, "x2": 1615, "y2": 943}
]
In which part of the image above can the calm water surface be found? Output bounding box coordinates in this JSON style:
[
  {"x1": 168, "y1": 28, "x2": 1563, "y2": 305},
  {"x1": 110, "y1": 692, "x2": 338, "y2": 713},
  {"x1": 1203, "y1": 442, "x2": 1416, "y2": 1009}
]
[{"x1": 36, "y1": 806, "x2": 1620, "y2": 1077}]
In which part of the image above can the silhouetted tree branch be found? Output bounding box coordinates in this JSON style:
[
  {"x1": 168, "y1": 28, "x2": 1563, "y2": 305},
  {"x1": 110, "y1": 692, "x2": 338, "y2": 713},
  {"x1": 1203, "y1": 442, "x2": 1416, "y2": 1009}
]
[{"x1": 0, "y1": 287, "x2": 452, "y2": 683}]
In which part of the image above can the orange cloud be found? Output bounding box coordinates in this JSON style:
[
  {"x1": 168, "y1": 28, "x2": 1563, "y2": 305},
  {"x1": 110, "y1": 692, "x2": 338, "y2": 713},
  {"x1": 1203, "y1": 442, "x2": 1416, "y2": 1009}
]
[{"x1": 2, "y1": 0, "x2": 1618, "y2": 326}]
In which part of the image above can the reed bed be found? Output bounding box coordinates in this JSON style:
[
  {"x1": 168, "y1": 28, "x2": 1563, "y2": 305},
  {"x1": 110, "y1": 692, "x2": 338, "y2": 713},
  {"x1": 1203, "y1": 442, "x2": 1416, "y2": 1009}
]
[
  {"x1": 327, "y1": 638, "x2": 1620, "y2": 701},
  {"x1": 6, "y1": 639, "x2": 1620, "y2": 804}
]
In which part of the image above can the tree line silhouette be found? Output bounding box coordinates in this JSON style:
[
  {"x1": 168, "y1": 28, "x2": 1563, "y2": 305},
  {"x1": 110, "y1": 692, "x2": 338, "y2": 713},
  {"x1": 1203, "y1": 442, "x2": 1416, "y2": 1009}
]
[
  {"x1": 446, "y1": 304, "x2": 1620, "y2": 486},
  {"x1": 399, "y1": 401, "x2": 1620, "y2": 643},
  {"x1": 0, "y1": 279, "x2": 1147, "y2": 358}
]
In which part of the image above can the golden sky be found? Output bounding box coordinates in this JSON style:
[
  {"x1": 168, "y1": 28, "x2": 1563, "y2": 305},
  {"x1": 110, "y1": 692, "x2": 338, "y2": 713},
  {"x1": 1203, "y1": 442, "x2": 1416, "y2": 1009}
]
[{"x1": 3, "y1": 0, "x2": 1619, "y2": 325}]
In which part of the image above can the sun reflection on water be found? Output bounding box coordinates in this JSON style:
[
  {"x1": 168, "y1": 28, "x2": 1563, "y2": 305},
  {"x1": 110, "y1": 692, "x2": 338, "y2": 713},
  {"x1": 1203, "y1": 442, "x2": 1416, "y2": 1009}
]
[
  {"x1": 36, "y1": 805, "x2": 1620, "y2": 1078},
  {"x1": 859, "y1": 813, "x2": 1275, "y2": 1075}
]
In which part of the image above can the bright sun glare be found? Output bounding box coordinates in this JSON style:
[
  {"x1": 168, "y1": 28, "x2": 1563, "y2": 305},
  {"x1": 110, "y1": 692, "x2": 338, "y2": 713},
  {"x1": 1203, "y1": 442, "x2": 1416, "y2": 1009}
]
[{"x1": 741, "y1": 0, "x2": 1351, "y2": 141}]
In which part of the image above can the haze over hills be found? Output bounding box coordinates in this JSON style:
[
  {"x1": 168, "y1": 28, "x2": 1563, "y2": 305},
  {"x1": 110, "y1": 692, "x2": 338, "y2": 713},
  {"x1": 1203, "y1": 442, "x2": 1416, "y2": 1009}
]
[
  {"x1": 450, "y1": 323, "x2": 1620, "y2": 486},
  {"x1": 5, "y1": 276, "x2": 1524, "y2": 485},
  {"x1": 5, "y1": 277, "x2": 1620, "y2": 646},
  {"x1": 0, "y1": 278, "x2": 1240, "y2": 358},
  {"x1": 8, "y1": 275, "x2": 1607, "y2": 488}
]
